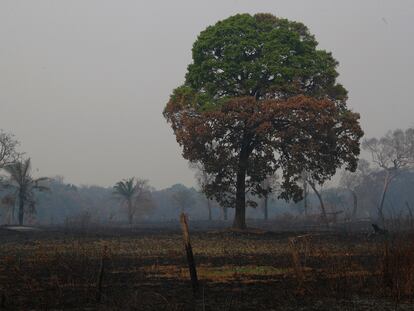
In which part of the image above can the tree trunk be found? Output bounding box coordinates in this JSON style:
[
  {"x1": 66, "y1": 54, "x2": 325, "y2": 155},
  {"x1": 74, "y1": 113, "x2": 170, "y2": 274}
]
[
  {"x1": 9, "y1": 205, "x2": 14, "y2": 225},
  {"x1": 207, "y1": 199, "x2": 212, "y2": 221},
  {"x1": 233, "y1": 156, "x2": 247, "y2": 230},
  {"x1": 263, "y1": 196, "x2": 268, "y2": 221},
  {"x1": 18, "y1": 194, "x2": 24, "y2": 226},
  {"x1": 351, "y1": 190, "x2": 358, "y2": 220},
  {"x1": 378, "y1": 171, "x2": 391, "y2": 227},
  {"x1": 222, "y1": 206, "x2": 228, "y2": 221},
  {"x1": 127, "y1": 199, "x2": 133, "y2": 225},
  {"x1": 406, "y1": 201, "x2": 413, "y2": 229},
  {"x1": 309, "y1": 182, "x2": 328, "y2": 227},
  {"x1": 233, "y1": 201, "x2": 246, "y2": 229},
  {"x1": 303, "y1": 180, "x2": 308, "y2": 216}
]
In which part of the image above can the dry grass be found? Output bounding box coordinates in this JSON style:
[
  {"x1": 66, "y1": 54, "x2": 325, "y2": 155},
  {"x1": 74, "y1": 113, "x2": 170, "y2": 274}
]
[{"x1": 381, "y1": 236, "x2": 414, "y2": 302}]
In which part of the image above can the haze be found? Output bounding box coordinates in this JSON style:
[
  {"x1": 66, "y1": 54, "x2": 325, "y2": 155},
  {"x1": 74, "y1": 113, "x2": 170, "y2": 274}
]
[{"x1": 0, "y1": 0, "x2": 413, "y2": 189}]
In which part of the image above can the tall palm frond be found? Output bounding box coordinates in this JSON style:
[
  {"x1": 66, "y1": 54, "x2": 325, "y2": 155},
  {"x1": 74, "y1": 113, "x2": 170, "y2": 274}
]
[{"x1": 113, "y1": 178, "x2": 136, "y2": 200}]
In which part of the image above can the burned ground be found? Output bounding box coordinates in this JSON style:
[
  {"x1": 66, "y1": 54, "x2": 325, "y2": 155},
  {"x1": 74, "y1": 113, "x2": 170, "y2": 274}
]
[{"x1": 0, "y1": 223, "x2": 413, "y2": 310}]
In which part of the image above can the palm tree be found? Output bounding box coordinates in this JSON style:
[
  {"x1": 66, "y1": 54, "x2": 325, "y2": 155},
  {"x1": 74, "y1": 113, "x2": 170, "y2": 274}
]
[
  {"x1": 113, "y1": 178, "x2": 154, "y2": 224},
  {"x1": 3, "y1": 158, "x2": 49, "y2": 225},
  {"x1": 113, "y1": 178, "x2": 136, "y2": 224}
]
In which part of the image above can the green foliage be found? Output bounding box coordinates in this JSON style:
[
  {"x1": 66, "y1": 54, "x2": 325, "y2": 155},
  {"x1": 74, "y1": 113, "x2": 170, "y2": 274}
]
[
  {"x1": 183, "y1": 13, "x2": 347, "y2": 106},
  {"x1": 113, "y1": 178, "x2": 136, "y2": 201}
]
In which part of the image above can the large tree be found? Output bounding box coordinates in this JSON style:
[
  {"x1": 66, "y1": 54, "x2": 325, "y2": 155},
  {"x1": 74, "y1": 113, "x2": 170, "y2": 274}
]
[
  {"x1": 3, "y1": 158, "x2": 49, "y2": 225},
  {"x1": 164, "y1": 13, "x2": 363, "y2": 229}
]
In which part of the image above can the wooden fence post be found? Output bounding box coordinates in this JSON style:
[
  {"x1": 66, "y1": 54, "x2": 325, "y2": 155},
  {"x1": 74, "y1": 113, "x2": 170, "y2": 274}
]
[
  {"x1": 180, "y1": 213, "x2": 199, "y2": 295},
  {"x1": 289, "y1": 237, "x2": 305, "y2": 288},
  {"x1": 96, "y1": 246, "x2": 107, "y2": 303}
]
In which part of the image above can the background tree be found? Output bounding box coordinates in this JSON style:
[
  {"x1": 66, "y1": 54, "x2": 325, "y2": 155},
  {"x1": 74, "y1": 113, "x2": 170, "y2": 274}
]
[
  {"x1": 3, "y1": 158, "x2": 49, "y2": 225},
  {"x1": 339, "y1": 159, "x2": 371, "y2": 220},
  {"x1": 113, "y1": 178, "x2": 136, "y2": 224},
  {"x1": 190, "y1": 163, "x2": 217, "y2": 221},
  {"x1": 132, "y1": 179, "x2": 155, "y2": 220},
  {"x1": 113, "y1": 178, "x2": 154, "y2": 224},
  {"x1": 259, "y1": 174, "x2": 279, "y2": 221},
  {"x1": 363, "y1": 128, "x2": 414, "y2": 225},
  {"x1": 0, "y1": 129, "x2": 20, "y2": 169},
  {"x1": 0, "y1": 194, "x2": 16, "y2": 224},
  {"x1": 303, "y1": 172, "x2": 329, "y2": 226},
  {"x1": 173, "y1": 188, "x2": 196, "y2": 215},
  {"x1": 164, "y1": 13, "x2": 363, "y2": 229},
  {"x1": 222, "y1": 204, "x2": 228, "y2": 221}
]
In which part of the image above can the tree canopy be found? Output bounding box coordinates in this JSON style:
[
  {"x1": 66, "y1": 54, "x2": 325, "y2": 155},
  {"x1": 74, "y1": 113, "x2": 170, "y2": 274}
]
[
  {"x1": 164, "y1": 13, "x2": 363, "y2": 229},
  {"x1": 185, "y1": 13, "x2": 347, "y2": 104}
]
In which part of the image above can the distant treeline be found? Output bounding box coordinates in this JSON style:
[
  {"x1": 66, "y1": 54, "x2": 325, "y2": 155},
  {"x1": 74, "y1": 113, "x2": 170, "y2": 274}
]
[{"x1": 1, "y1": 168, "x2": 413, "y2": 226}]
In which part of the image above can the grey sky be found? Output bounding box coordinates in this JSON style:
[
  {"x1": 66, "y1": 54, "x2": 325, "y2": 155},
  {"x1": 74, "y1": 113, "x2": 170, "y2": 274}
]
[{"x1": 0, "y1": 0, "x2": 413, "y2": 189}]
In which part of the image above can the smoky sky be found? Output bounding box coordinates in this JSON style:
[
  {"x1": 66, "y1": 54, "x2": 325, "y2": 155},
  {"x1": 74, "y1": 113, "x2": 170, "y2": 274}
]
[{"x1": 0, "y1": 0, "x2": 413, "y2": 189}]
